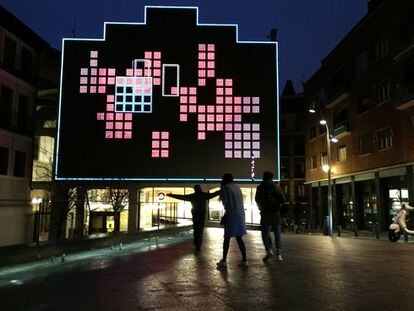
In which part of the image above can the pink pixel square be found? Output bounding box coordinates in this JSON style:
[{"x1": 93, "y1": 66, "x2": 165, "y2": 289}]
[
  {"x1": 208, "y1": 44, "x2": 215, "y2": 51},
  {"x1": 152, "y1": 141, "x2": 160, "y2": 148},
  {"x1": 252, "y1": 133, "x2": 260, "y2": 140},
  {"x1": 234, "y1": 115, "x2": 242, "y2": 122},
  {"x1": 225, "y1": 88, "x2": 233, "y2": 95},
  {"x1": 225, "y1": 133, "x2": 232, "y2": 140},
  {"x1": 90, "y1": 59, "x2": 98, "y2": 67},
  {"x1": 115, "y1": 113, "x2": 123, "y2": 121},
  {"x1": 91, "y1": 68, "x2": 97, "y2": 76},
  {"x1": 107, "y1": 77, "x2": 115, "y2": 85},
  {"x1": 252, "y1": 106, "x2": 260, "y2": 113},
  {"x1": 90, "y1": 51, "x2": 98, "y2": 58},
  {"x1": 161, "y1": 132, "x2": 169, "y2": 139},
  {"x1": 180, "y1": 87, "x2": 188, "y2": 94},
  {"x1": 198, "y1": 52, "x2": 206, "y2": 60},
  {"x1": 80, "y1": 77, "x2": 88, "y2": 84},
  {"x1": 144, "y1": 88, "x2": 151, "y2": 95},
  {"x1": 198, "y1": 70, "x2": 206, "y2": 77},
  {"x1": 234, "y1": 97, "x2": 242, "y2": 104},
  {"x1": 234, "y1": 133, "x2": 242, "y2": 140},
  {"x1": 253, "y1": 142, "x2": 260, "y2": 149},
  {"x1": 180, "y1": 105, "x2": 188, "y2": 113},
  {"x1": 234, "y1": 106, "x2": 242, "y2": 113},
  {"x1": 243, "y1": 151, "x2": 251, "y2": 158},
  {"x1": 198, "y1": 106, "x2": 206, "y2": 113},
  {"x1": 152, "y1": 150, "x2": 160, "y2": 158},
  {"x1": 145, "y1": 51, "x2": 152, "y2": 58},
  {"x1": 216, "y1": 115, "x2": 223, "y2": 122},
  {"x1": 207, "y1": 53, "x2": 215, "y2": 60},
  {"x1": 235, "y1": 123, "x2": 242, "y2": 131},
  {"x1": 216, "y1": 105, "x2": 224, "y2": 113},
  {"x1": 153, "y1": 51, "x2": 161, "y2": 59},
  {"x1": 216, "y1": 88, "x2": 223, "y2": 95},
  {"x1": 80, "y1": 68, "x2": 88, "y2": 75},
  {"x1": 126, "y1": 78, "x2": 133, "y2": 84},
  {"x1": 252, "y1": 97, "x2": 260, "y2": 104},
  {"x1": 189, "y1": 96, "x2": 197, "y2": 104},
  {"x1": 225, "y1": 79, "x2": 233, "y2": 86},
  {"x1": 90, "y1": 77, "x2": 97, "y2": 85},
  {"x1": 252, "y1": 123, "x2": 260, "y2": 131},
  {"x1": 116, "y1": 77, "x2": 124, "y2": 84},
  {"x1": 124, "y1": 131, "x2": 132, "y2": 139},
  {"x1": 234, "y1": 142, "x2": 242, "y2": 149},
  {"x1": 216, "y1": 97, "x2": 223, "y2": 104},
  {"x1": 97, "y1": 113, "x2": 105, "y2": 120},
  {"x1": 125, "y1": 114, "x2": 132, "y2": 121},
  {"x1": 145, "y1": 60, "x2": 152, "y2": 67},
  {"x1": 243, "y1": 142, "x2": 251, "y2": 149},
  {"x1": 207, "y1": 123, "x2": 215, "y2": 131},
  {"x1": 108, "y1": 68, "x2": 116, "y2": 76},
  {"x1": 171, "y1": 87, "x2": 178, "y2": 95},
  {"x1": 180, "y1": 114, "x2": 187, "y2": 122},
  {"x1": 90, "y1": 86, "x2": 97, "y2": 93},
  {"x1": 207, "y1": 70, "x2": 215, "y2": 77},
  {"x1": 243, "y1": 106, "x2": 251, "y2": 113},
  {"x1": 152, "y1": 132, "x2": 160, "y2": 139},
  {"x1": 225, "y1": 97, "x2": 233, "y2": 104},
  {"x1": 216, "y1": 123, "x2": 224, "y2": 131},
  {"x1": 198, "y1": 123, "x2": 206, "y2": 131},
  {"x1": 207, "y1": 114, "x2": 214, "y2": 122},
  {"x1": 198, "y1": 114, "x2": 206, "y2": 122},
  {"x1": 136, "y1": 69, "x2": 143, "y2": 76},
  {"x1": 153, "y1": 60, "x2": 161, "y2": 67},
  {"x1": 217, "y1": 79, "x2": 224, "y2": 86},
  {"x1": 144, "y1": 69, "x2": 152, "y2": 76},
  {"x1": 243, "y1": 124, "x2": 251, "y2": 131},
  {"x1": 106, "y1": 104, "x2": 114, "y2": 112},
  {"x1": 225, "y1": 115, "x2": 233, "y2": 122},
  {"x1": 80, "y1": 86, "x2": 87, "y2": 93},
  {"x1": 225, "y1": 124, "x2": 233, "y2": 131},
  {"x1": 105, "y1": 131, "x2": 113, "y2": 139},
  {"x1": 189, "y1": 87, "x2": 197, "y2": 95},
  {"x1": 154, "y1": 78, "x2": 161, "y2": 85},
  {"x1": 198, "y1": 61, "x2": 206, "y2": 69},
  {"x1": 115, "y1": 122, "x2": 123, "y2": 130},
  {"x1": 153, "y1": 69, "x2": 161, "y2": 76},
  {"x1": 207, "y1": 61, "x2": 215, "y2": 69},
  {"x1": 99, "y1": 77, "x2": 106, "y2": 84},
  {"x1": 99, "y1": 68, "x2": 107, "y2": 76},
  {"x1": 189, "y1": 105, "x2": 197, "y2": 113},
  {"x1": 199, "y1": 44, "x2": 206, "y2": 51},
  {"x1": 243, "y1": 97, "x2": 251, "y2": 104},
  {"x1": 161, "y1": 150, "x2": 169, "y2": 158},
  {"x1": 253, "y1": 151, "x2": 260, "y2": 158},
  {"x1": 225, "y1": 150, "x2": 233, "y2": 158},
  {"x1": 161, "y1": 141, "x2": 169, "y2": 148},
  {"x1": 124, "y1": 122, "x2": 132, "y2": 130},
  {"x1": 225, "y1": 106, "x2": 233, "y2": 113},
  {"x1": 207, "y1": 106, "x2": 215, "y2": 113},
  {"x1": 115, "y1": 131, "x2": 123, "y2": 139},
  {"x1": 106, "y1": 122, "x2": 113, "y2": 130},
  {"x1": 198, "y1": 132, "x2": 205, "y2": 140},
  {"x1": 225, "y1": 141, "x2": 233, "y2": 149},
  {"x1": 198, "y1": 79, "x2": 206, "y2": 86},
  {"x1": 106, "y1": 113, "x2": 114, "y2": 120}
]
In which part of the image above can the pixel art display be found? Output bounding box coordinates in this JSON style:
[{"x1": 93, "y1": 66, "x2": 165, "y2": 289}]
[{"x1": 55, "y1": 6, "x2": 279, "y2": 181}]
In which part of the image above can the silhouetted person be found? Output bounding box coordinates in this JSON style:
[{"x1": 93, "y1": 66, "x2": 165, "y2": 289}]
[
  {"x1": 167, "y1": 185, "x2": 219, "y2": 251},
  {"x1": 216, "y1": 173, "x2": 248, "y2": 267},
  {"x1": 255, "y1": 171, "x2": 285, "y2": 262}
]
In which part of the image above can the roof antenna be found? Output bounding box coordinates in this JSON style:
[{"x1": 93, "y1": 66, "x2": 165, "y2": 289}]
[{"x1": 71, "y1": 13, "x2": 77, "y2": 38}]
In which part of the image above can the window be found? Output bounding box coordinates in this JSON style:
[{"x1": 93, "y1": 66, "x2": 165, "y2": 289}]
[
  {"x1": 281, "y1": 158, "x2": 290, "y2": 179},
  {"x1": 17, "y1": 94, "x2": 31, "y2": 132},
  {"x1": 377, "y1": 127, "x2": 393, "y2": 151},
  {"x1": 356, "y1": 51, "x2": 368, "y2": 75},
  {"x1": 358, "y1": 97, "x2": 371, "y2": 114},
  {"x1": 359, "y1": 136, "x2": 372, "y2": 155},
  {"x1": 0, "y1": 146, "x2": 8, "y2": 175},
  {"x1": 3, "y1": 36, "x2": 17, "y2": 68},
  {"x1": 21, "y1": 48, "x2": 34, "y2": 76},
  {"x1": 34, "y1": 136, "x2": 55, "y2": 162},
  {"x1": 297, "y1": 184, "x2": 305, "y2": 198},
  {"x1": 333, "y1": 108, "x2": 348, "y2": 129},
  {"x1": 376, "y1": 37, "x2": 389, "y2": 60},
  {"x1": 374, "y1": 80, "x2": 390, "y2": 105},
  {"x1": 321, "y1": 152, "x2": 328, "y2": 166},
  {"x1": 310, "y1": 155, "x2": 317, "y2": 170},
  {"x1": 309, "y1": 126, "x2": 316, "y2": 140},
  {"x1": 294, "y1": 159, "x2": 305, "y2": 178},
  {"x1": 337, "y1": 145, "x2": 347, "y2": 162},
  {"x1": 13, "y1": 151, "x2": 26, "y2": 177},
  {"x1": 0, "y1": 85, "x2": 14, "y2": 127}
]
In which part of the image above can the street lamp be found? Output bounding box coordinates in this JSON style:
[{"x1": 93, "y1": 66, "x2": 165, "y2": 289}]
[{"x1": 309, "y1": 106, "x2": 334, "y2": 237}]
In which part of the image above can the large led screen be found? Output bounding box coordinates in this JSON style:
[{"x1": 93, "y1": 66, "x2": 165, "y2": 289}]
[{"x1": 55, "y1": 6, "x2": 279, "y2": 181}]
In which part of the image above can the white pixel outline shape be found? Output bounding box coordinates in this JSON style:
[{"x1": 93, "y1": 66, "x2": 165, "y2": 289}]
[{"x1": 162, "y1": 64, "x2": 180, "y2": 97}]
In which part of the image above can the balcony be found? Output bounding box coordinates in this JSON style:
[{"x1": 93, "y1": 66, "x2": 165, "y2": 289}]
[
  {"x1": 332, "y1": 120, "x2": 351, "y2": 139},
  {"x1": 396, "y1": 83, "x2": 414, "y2": 110},
  {"x1": 326, "y1": 84, "x2": 350, "y2": 109}
]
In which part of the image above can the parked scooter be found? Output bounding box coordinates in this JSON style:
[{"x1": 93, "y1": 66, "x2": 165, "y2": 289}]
[{"x1": 388, "y1": 202, "x2": 414, "y2": 242}]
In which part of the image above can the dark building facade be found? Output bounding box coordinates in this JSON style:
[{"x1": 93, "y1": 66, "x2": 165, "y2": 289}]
[{"x1": 305, "y1": 0, "x2": 414, "y2": 231}]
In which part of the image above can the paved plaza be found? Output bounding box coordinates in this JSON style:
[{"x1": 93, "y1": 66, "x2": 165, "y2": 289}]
[{"x1": 1, "y1": 228, "x2": 414, "y2": 311}]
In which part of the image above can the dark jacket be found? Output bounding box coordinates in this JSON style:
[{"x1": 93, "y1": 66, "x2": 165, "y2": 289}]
[
  {"x1": 168, "y1": 191, "x2": 220, "y2": 222},
  {"x1": 255, "y1": 182, "x2": 285, "y2": 225}
]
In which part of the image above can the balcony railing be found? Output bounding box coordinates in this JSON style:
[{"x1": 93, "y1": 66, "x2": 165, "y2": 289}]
[
  {"x1": 396, "y1": 82, "x2": 414, "y2": 110},
  {"x1": 326, "y1": 84, "x2": 350, "y2": 109},
  {"x1": 332, "y1": 120, "x2": 351, "y2": 139}
]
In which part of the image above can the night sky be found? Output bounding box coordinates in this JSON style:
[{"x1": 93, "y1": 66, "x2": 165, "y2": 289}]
[{"x1": 0, "y1": 0, "x2": 367, "y2": 91}]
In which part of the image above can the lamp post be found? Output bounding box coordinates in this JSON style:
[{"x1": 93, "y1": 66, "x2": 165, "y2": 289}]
[{"x1": 309, "y1": 106, "x2": 336, "y2": 237}]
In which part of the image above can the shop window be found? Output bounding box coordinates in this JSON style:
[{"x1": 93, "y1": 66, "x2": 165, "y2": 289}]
[
  {"x1": 377, "y1": 127, "x2": 393, "y2": 151},
  {"x1": 13, "y1": 151, "x2": 26, "y2": 177},
  {"x1": 310, "y1": 155, "x2": 317, "y2": 170},
  {"x1": 355, "y1": 51, "x2": 368, "y2": 75},
  {"x1": 359, "y1": 136, "x2": 372, "y2": 155},
  {"x1": 374, "y1": 80, "x2": 390, "y2": 105},
  {"x1": 0, "y1": 146, "x2": 9, "y2": 175},
  {"x1": 3, "y1": 35, "x2": 17, "y2": 68},
  {"x1": 0, "y1": 85, "x2": 14, "y2": 127},
  {"x1": 337, "y1": 145, "x2": 347, "y2": 162}
]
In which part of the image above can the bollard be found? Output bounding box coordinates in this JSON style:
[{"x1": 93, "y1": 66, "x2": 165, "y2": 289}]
[
  {"x1": 61, "y1": 253, "x2": 66, "y2": 263},
  {"x1": 353, "y1": 225, "x2": 359, "y2": 237},
  {"x1": 337, "y1": 226, "x2": 342, "y2": 237}
]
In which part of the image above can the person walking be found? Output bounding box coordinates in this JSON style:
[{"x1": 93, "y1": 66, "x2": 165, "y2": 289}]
[
  {"x1": 167, "y1": 185, "x2": 220, "y2": 251},
  {"x1": 255, "y1": 171, "x2": 285, "y2": 262},
  {"x1": 216, "y1": 173, "x2": 248, "y2": 267}
]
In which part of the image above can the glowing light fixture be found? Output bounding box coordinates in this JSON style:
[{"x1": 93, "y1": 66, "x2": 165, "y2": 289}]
[
  {"x1": 322, "y1": 164, "x2": 330, "y2": 173},
  {"x1": 331, "y1": 137, "x2": 338, "y2": 143},
  {"x1": 319, "y1": 119, "x2": 327, "y2": 125}
]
